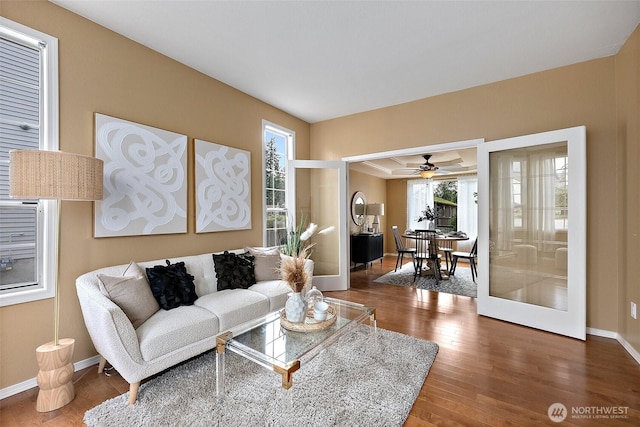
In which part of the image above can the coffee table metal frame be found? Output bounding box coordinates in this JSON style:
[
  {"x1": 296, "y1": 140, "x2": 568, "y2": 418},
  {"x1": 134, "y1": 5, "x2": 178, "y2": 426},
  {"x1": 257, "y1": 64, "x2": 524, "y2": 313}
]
[{"x1": 215, "y1": 297, "x2": 376, "y2": 396}]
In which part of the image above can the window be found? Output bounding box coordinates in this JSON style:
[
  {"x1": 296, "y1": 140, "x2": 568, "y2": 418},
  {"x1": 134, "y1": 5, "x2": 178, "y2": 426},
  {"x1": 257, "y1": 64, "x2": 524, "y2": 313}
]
[
  {"x1": 0, "y1": 18, "x2": 58, "y2": 306},
  {"x1": 554, "y1": 155, "x2": 568, "y2": 229},
  {"x1": 456, "y1": 175, "x2": 478, "y2": 239},
  {"x1": 406, "y1": 179, "x2": 433, "y2": 231},
  {"x1": 510, "y1": 154, "x2": 568, "y2": 230},
  {"x1": 512, "y1": 160, "x2": 522, "y2": 228},
  {"x1": 262, "y1": 121, "x2": 294, "y2": 247}
]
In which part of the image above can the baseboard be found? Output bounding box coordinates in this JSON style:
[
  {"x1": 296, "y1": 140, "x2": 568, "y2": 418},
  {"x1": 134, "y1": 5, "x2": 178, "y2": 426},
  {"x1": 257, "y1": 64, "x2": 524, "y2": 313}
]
[
  {"x1": 0, "y1": 377, "x2": 37, "y2": 401},
  {"x1": 616, "y1": 334, "x2": 640, "y2": 364},
  {"x1": 586, "y1": 327, "x2": 618, "y2": 339},
  {"x1": 0, "y1": 354, "x2": 100, "y2": 400},
  {"x1": 587, "y1": 327, "x2": 640, "y2": 365}
]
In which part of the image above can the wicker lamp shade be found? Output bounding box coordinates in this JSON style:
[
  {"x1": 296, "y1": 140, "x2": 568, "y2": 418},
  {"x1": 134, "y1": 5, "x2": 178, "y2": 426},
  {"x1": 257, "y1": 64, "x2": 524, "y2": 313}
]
[{"x1": 9, "y1": 150, "x2": 103, "y2": 200}]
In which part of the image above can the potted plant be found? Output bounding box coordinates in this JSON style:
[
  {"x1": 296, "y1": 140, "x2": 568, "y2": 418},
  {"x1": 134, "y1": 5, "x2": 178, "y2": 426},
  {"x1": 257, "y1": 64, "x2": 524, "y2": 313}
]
[{"x1": 417, "y1": 205, "x2": 438, "y2": 229}]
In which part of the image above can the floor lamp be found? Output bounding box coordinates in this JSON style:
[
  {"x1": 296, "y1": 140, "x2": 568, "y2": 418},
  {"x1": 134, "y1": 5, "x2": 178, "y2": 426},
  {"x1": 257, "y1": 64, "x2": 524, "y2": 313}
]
[{"x1": 9, "y1": 150, "x2": 103, "y2": 412}]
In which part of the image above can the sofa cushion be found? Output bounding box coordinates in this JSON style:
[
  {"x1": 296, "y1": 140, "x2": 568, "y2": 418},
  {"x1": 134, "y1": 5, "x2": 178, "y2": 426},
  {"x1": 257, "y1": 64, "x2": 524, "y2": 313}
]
[
  {"x1": 248, "y1": 280, "x2": 291, "y2": 311},
  {"x1": 245, "y1": 246, "x2": 281, "y2": 282},
  {"x1": 97, "y1": 274, "x2": 160, "y2": 329},
  {"x1": 194, "y1": 289, "x2": 270, "y2": 331},
  {"x1": 136, "y1": 305, "x2": 219, "y2": 361},
  {"x1": 213, "y1": 251, "x2": 256, "y2": 290},
  {"x1": 146, "y1": 260, "x2": 198, "y2": 310}
]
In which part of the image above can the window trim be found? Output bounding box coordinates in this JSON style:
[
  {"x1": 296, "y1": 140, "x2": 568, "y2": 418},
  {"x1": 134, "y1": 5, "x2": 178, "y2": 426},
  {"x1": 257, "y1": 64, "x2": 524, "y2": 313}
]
[
  {"x1": 261, "y1": 120, "x2": 295, "y2": 246},
  {"x1": 0, "y1": 17, "x2": 59, "y2": 307}
]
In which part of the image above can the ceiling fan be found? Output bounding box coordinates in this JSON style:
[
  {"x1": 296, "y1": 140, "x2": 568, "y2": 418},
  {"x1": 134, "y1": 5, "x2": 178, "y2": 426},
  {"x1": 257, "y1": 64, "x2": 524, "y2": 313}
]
[{"x1": 417, "y1": 154, "x2": 438, "y2": 178}]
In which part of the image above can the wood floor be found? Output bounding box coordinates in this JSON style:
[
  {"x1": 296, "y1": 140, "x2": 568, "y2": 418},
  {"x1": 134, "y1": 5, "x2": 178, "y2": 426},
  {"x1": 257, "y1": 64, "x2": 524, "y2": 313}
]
[{"x1": 1, "y1": 255, "x2": 639, "y2": 426}]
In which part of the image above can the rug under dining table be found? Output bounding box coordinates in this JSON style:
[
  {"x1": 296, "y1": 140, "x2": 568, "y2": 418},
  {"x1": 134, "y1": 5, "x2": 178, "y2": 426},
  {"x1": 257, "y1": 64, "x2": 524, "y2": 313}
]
[{"x1": 374, "y1": 262, "x2": 477, "y2": 298}]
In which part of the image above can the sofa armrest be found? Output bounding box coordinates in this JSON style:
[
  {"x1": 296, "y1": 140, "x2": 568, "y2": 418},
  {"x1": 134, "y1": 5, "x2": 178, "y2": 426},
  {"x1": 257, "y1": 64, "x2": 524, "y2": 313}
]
[{"x1": 76, "y1": 276, "x2": 144, "y2": 375}]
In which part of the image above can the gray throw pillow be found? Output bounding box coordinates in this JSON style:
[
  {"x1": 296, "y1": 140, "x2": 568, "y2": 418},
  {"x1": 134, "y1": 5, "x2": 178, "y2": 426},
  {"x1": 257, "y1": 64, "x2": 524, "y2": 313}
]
[
  {"x1": 97, "y1": 273, "x2": 160, "y2": 328},
  {"x1": 244, "y1": 246, "x2": 281, "y2": 281}
]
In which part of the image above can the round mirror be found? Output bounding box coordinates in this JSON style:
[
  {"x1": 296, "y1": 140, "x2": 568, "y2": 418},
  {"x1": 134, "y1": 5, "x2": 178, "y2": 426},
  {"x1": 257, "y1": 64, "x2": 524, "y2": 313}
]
[{"x1": 351, "y1": 191, "x2": 366, "y2": 226}]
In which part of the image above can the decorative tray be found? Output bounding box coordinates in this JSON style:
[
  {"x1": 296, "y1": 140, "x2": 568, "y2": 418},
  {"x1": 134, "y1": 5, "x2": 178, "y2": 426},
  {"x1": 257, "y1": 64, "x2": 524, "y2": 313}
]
[{"x1": 280, "y1": 305, "x2": 337, "y2": 332}]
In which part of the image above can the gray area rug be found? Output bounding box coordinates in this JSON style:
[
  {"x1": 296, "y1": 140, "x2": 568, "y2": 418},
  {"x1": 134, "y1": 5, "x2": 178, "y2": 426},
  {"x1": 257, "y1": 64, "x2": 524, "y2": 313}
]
[
  {"x1": 85, "y1": 325, "x2": 438, "y2": 427},
  {"x1": 374, "y1": 262, "x2": 477, "y2": 298}
]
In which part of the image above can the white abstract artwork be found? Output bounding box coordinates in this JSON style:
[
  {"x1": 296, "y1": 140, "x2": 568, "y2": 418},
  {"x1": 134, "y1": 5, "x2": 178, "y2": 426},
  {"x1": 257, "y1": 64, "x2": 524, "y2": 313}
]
[
  {"x1": 195, "y1": 139, "x2": 251, "y2": 233},
  {"x1": 94, "y1": 114, "x2": 188, "y2": 237}
]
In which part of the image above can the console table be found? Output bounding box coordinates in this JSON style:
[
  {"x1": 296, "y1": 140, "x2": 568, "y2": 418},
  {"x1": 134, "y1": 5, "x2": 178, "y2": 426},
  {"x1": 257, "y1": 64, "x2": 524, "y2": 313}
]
[{"x1": 351, "y1": 233, "x2": 384, "y2": 269}]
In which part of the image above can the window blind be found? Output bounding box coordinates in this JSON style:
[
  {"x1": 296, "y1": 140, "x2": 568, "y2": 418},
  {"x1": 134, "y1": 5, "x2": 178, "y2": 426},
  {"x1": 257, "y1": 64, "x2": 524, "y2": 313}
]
[
  {"x1": 0, "y1": 32, "x2": 41, "y2": 281},
  {"x1": 0, "y1": 36, "x2": 41, "y2": 198}
]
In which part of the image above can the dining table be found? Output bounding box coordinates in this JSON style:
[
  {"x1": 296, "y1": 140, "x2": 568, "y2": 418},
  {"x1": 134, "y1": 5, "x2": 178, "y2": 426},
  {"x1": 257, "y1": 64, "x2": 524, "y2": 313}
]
[{"x1": 402, "y1": 231, "x2": 470, "y2": 278}]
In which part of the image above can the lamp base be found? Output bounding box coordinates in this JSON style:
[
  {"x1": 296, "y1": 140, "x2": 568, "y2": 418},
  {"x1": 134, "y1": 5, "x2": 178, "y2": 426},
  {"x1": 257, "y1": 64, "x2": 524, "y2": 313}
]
[
  {"x1": 36, "y1": 338, "x2": 75, "y2": 412},
  {"x1": 372, "y1": 215, "x2": 380, "y2": 234}
]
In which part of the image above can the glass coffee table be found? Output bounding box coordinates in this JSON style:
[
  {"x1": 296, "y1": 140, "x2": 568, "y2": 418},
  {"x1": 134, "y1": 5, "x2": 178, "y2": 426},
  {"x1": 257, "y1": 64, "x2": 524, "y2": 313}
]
[{"x1": 214, "y1": 297, "x2": 376, "y2": 396}]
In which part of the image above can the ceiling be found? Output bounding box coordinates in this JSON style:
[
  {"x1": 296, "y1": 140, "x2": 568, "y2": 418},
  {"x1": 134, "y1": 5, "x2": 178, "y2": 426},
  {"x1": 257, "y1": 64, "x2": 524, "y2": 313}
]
[
  {"x1": 51, "y1": 0, "x2": 639, "y2": 126},
  {"x1": 50, "y1": 1, "x2": 639, "y2": 180},
  {"x1": 349, "y1": 148, "x2": 478, "y2": 180}
]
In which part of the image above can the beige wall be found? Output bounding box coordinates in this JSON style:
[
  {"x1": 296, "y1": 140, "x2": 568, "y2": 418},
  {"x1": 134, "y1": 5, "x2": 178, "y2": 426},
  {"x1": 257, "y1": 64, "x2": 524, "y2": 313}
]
[
  {"x1": 0, "y1": 1, "x2": 311, "y2": 389},
  {"x1": 313, "y1": 56, "x2": 620, "y2": 334},
  {"x1": 385, "y1": 179, "x2": 409, "y2": 254},
  {"x1": 616, "y1": 25, "x2": 640, "y2": 353},
  {"x1": 348, "y1": 170, "x2": 386, "y2": 238}
]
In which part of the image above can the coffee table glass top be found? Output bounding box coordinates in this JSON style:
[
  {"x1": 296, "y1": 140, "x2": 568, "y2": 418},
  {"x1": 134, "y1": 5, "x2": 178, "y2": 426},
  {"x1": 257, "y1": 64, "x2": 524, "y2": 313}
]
[
  {"x1": 215, "y1": 297, "x2": 376, "y2": 394},
  {"x1": 227, "y1": 297, "x2": 374, "y2": 368}
]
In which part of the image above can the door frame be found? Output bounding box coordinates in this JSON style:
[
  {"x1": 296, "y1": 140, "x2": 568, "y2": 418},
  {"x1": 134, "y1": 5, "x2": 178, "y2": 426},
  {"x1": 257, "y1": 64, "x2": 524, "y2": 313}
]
[{"x1": 342, "y1": 138, "x2": 484, "y2": 278}]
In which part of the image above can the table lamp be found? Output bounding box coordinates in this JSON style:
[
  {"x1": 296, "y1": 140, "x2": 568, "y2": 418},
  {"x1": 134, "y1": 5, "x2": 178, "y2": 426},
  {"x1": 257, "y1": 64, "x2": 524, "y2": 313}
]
[
  {"x1": 9, "y1": 149, "x2": 103, "y2": 412},
  {"x1": 367, "y1": 203, "x2": 384, "y2": 234}
]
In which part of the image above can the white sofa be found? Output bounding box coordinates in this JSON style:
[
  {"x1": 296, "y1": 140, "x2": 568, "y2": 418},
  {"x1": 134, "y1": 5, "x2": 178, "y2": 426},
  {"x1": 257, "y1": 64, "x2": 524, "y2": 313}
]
[{"x1": 75, "y1": 249, "x2": 313, "y2": 404}]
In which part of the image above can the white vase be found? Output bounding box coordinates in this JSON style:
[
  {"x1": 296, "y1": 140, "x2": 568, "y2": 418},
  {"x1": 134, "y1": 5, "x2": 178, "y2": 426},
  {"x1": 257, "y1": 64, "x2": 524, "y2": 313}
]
[{"x1": 285, "y1": 292, "x2": 306, "y2": 323}]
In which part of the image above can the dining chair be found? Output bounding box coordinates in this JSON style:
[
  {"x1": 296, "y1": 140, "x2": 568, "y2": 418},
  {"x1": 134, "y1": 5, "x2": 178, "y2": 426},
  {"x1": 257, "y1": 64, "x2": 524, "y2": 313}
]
[
  {"x1": 438, "y1": 239, "x2": 454, "y2": 272},
  {"x1": 450, "y1": 238, "x2": 478, "y2": 282},
  {"x1": 413, "y1": 229, "x2": 441, "y2": 283},
  {"x1": 391, "y1": 226, "x2": 416, "y2": 271}
]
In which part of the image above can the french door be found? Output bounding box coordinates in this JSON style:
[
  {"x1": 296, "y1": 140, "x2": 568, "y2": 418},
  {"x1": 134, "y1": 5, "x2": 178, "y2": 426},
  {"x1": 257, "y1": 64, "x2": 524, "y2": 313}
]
[
  {"x1": 477, "y1": 126, "x2": 586, "y2": 339},
  {"x1": 287, "y1": 160, "x2": 348, "y2": 291}
]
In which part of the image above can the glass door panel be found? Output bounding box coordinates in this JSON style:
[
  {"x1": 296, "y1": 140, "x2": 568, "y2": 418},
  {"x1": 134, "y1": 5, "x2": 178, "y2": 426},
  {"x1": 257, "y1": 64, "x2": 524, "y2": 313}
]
[
  {"x1": 478, "y1": 126, "x2": 586, "y2": 339},
  {"x1": 288, "y1": 160, "x2": 347, "y2": 291},
  {"x1": 488, "y1": 142, "x2": 568, "y2": 310}
]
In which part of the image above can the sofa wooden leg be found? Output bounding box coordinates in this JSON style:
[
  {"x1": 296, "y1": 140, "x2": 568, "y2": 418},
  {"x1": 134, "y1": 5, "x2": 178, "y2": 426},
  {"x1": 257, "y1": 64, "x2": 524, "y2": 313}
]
[
  {"x1": 98, "y1": 356, "x2": 107, "y2": 374},
  {"x1": 128, "y1": 382, "x2": 140, "y2": 404}
]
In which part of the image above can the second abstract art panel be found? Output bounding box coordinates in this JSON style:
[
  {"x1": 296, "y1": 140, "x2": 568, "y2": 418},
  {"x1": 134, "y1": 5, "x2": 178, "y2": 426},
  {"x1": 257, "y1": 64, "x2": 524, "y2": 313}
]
[{"x1": 195, "y1": 139, "x2": 251, "y2": 233}]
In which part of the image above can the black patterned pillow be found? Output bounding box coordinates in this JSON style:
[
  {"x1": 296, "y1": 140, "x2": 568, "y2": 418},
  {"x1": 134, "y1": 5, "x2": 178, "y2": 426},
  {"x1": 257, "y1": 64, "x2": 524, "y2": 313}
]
[
  {"x1": 146, "y1": 260, "x2": 198, "y2": 310},
  {"x1": 235, "y1": 252, "x2": 256, "y2": 289},
  {"x1": 166, "y1": 261, "x2": 198, "y2": 305},
  {"x1": 213, "y1": 251, "x2": 256, "y2": 291}
]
